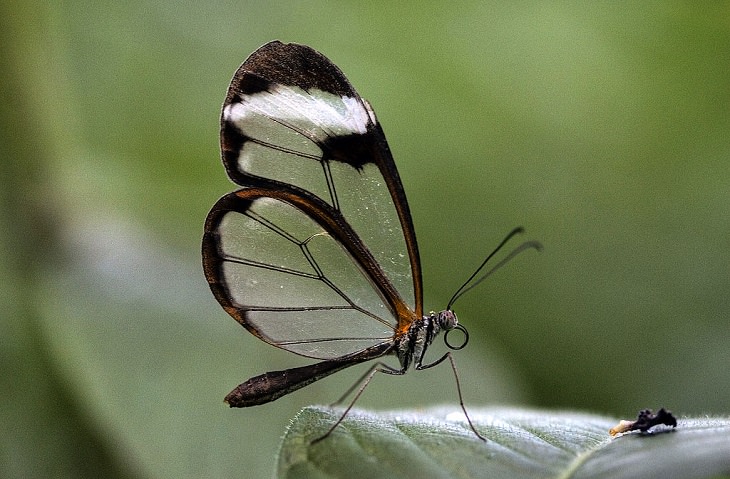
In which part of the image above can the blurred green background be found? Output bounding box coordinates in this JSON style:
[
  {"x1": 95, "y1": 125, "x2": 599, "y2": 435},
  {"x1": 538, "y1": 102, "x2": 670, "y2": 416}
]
[{"x1": 2, "y1": 1, "x2": 729, "y2": 477}]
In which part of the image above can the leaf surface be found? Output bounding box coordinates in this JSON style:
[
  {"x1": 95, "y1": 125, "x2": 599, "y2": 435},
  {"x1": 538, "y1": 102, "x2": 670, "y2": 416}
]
[{"x1": 278, "y1": 406, "x2": 730, "y2": 479}]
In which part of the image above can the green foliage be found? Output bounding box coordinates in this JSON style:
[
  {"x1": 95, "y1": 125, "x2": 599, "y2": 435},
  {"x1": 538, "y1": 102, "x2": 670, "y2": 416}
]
[{"x1": 280, "y1": 407, "x2": 730, "y2": 479}]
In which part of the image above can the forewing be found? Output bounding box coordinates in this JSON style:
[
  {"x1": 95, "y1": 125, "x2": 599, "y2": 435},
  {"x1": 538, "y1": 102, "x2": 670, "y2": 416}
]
[{"x1": 219, "y1": 41, "x2": 422, "y2": 319}]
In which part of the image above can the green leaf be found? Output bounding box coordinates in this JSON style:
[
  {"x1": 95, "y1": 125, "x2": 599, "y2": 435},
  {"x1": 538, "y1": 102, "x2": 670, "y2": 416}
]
[{"x1": 278, "y1": 406, "x2": 730, "y2": 479}]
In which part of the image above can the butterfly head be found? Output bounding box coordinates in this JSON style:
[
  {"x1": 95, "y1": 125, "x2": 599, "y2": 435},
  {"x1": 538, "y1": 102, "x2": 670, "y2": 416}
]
[{"x1": 436, "y1": 309, "x2": 469, "y2": 351}]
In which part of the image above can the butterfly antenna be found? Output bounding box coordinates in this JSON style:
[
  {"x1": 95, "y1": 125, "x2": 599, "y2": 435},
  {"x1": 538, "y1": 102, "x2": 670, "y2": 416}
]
[{"x1": 447, "y1": 227, "x2": 542, "y2": 310}]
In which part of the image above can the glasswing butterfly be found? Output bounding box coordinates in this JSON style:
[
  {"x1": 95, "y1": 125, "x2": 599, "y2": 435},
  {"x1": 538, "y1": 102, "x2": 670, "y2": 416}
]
[{"x1": 202, "y1": 41, "x2": 540, "y2": 442}]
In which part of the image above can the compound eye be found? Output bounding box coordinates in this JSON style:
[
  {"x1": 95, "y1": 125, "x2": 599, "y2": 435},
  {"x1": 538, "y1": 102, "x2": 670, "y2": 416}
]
[{"x1": 438, "y1": 310, "x2": 458, "y2": 329}]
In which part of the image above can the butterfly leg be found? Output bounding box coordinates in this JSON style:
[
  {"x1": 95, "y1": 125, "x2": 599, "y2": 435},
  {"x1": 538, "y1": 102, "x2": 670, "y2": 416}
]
[
  {"x1": 416, "y1": 352, "x2": 486, "y2": 442},
  {"x1": 329, "y1": 361, "x2": 403, "y2": 406},
  {"x1": 312, "y1": 362, "x2": 405, "y2": 444}
]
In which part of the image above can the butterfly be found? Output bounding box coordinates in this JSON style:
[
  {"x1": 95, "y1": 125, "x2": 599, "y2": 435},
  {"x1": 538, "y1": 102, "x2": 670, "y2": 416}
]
[{"x1": 202, "y1": 41, "x2": 540, "y2": 442}]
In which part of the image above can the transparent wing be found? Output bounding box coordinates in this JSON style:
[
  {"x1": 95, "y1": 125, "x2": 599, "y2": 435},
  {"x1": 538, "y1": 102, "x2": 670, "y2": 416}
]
[
  {"x1": 219, "y1": 41, "x2": 422, "y2": 319},
  {"x1": 203, "y1": 188, "x2": 398, "y2": 359}
]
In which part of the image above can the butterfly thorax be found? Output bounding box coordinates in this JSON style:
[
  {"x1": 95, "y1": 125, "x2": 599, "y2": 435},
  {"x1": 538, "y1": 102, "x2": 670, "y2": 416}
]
[{"x1": 395, "y1": 310, "x2": 458, "y2": 371}]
